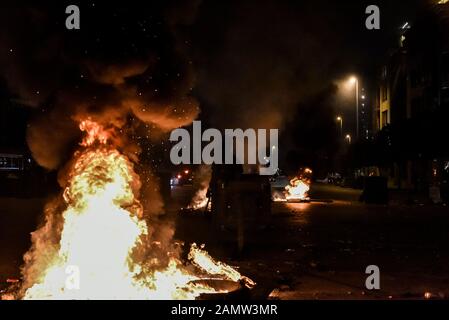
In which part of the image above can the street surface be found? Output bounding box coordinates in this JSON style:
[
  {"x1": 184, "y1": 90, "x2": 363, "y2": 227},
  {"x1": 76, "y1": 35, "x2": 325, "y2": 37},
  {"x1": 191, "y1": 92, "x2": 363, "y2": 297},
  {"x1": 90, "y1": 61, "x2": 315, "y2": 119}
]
[
  {"x1": 1, "y1": 183, "x2": 448, "y2": 299},
  {"x1": 173, "y1": 183, "x2": 449, "y2": 299}
]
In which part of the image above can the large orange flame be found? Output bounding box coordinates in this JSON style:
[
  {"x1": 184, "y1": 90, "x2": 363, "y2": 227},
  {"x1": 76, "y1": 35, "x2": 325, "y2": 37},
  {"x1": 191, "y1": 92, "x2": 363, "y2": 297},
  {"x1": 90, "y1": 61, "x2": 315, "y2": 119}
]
[
  {"x1": 285, "y1": 177, "x2": 310, "y2": 201},
  {"x1": 22, "y1": 119, "x2": 253, "y2": 300},
  {"x1": 285, "y1": 168, "x2": 312, "y2": 201}
]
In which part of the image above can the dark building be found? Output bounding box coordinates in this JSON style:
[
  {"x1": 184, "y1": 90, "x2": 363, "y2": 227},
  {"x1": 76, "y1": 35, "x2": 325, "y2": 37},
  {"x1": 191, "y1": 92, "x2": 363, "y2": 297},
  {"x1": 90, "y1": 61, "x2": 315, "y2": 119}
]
[
  {"x1": 374, "y1": 3, "x2": 449, "y2": 197},
  {"x1": 359, "y1": 87, "x2": 373, "y2": 141}
]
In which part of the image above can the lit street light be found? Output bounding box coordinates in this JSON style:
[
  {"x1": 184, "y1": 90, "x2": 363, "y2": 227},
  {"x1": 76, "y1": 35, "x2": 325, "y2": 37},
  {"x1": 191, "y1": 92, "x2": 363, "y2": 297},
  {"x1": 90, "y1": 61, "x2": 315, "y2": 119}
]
[
  {"x1": 336, "y1": 116, "x2": 343, "y2": 136},
  {"x1": 345, "y1": 134, "x2": 351, "y2": 144},
  {"x1": 348, "y1": 76, "x2": 359, "y2": 139}
]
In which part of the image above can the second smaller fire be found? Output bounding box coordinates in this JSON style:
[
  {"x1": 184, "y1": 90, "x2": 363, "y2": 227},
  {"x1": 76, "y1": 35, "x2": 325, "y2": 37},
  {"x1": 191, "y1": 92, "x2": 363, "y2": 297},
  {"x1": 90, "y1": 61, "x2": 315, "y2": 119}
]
[{"x1": 273, "y1": 168, "x2": 312, "y2": 202}]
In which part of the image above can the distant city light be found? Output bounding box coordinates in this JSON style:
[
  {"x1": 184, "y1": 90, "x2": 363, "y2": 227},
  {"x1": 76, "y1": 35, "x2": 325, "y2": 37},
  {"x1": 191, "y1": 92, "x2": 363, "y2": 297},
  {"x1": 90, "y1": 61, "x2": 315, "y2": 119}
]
[{"x1": 345, "y1": 134, "x2": 352, "y2": 144}]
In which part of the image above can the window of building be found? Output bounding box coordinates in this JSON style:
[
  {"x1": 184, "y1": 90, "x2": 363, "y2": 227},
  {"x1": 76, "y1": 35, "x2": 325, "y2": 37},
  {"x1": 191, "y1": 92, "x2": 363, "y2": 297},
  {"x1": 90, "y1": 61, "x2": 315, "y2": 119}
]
[
  {"x1": 382, "y1": 110, "x2": 388, "y2": 127},
  {"x1": 377, "y1": 112, "x2": 380, "y2": 129}
]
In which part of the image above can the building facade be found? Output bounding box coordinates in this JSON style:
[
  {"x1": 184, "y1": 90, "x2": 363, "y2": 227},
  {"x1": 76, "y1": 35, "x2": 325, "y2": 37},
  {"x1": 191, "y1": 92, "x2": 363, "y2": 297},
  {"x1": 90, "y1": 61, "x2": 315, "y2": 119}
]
[{"x1": 374, "y1": 3, "x2": 449, "y2": 195}]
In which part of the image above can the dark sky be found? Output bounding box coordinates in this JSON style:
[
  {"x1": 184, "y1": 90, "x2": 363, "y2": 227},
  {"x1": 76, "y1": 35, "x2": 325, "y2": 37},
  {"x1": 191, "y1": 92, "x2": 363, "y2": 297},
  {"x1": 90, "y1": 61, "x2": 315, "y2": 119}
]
[
  {"x1": 0, "y1": 0, "x2": 427, "y2": 170},
  {"x1": 191, "y1": 0, "x2": 423, "y2": 129}
]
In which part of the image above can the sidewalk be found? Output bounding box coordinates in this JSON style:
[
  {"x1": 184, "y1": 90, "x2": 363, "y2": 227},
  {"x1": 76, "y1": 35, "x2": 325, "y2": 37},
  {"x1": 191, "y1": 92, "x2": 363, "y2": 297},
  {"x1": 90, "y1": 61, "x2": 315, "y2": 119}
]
[
  {"x1": 311, "y1": 182, "x2": 448, "y2": 207},
  {"x1": 388, "y1": 188, "x2": 447, "y2": 207}
]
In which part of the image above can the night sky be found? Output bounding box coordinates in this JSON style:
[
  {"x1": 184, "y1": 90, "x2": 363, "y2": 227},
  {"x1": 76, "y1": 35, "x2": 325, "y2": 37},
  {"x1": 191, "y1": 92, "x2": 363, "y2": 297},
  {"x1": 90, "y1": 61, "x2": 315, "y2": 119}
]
[{"x1": 0, "y1": 0, "x2": 426, "y2": 172}]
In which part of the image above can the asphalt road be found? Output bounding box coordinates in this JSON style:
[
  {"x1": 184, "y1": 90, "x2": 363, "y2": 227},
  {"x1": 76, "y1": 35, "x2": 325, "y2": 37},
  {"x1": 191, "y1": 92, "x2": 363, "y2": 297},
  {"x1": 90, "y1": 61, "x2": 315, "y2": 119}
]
[
  {"x1": 1, "y1": 183, "x2": 448, "y2": 299},
  {"x1": 173, "y1": 183, "x2": 449, "y2": 299}
]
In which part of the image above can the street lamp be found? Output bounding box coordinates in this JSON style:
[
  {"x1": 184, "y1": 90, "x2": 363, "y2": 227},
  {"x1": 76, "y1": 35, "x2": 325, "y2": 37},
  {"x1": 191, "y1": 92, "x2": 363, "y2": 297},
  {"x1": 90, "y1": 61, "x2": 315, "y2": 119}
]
[
  {"x1": 348, "y1": 76, "x2": 359, "y2": 139},
  {"x1": 336, "y1": 116, "x2": 343, "y2": 136},
  {"x1": 345, "y1": 134, "x2": 351, "y2": 144}
]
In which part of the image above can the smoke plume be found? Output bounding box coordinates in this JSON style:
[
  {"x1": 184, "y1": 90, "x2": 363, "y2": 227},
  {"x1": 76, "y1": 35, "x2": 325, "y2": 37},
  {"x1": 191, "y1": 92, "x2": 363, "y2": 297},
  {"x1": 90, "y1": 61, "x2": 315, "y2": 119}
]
[{"x1": 0, "y1": 2, "x2": 199, "y2": 170}]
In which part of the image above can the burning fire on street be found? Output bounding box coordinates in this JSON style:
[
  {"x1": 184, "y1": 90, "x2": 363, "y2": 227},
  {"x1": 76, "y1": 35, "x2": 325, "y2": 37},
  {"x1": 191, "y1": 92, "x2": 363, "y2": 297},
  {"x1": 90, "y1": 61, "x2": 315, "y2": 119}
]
[
  {"x1": 187, "y1": 187, "x2": 211, "y2": 211},
  {"x1": 2, "y1": 1, "x2": 449, "y2": 306},
  {"x1": 273, "y1": 168, "x2": 312, "y2": 202},
  {"x1": 186, "y1": 166, "x2": 212, "y2": 211},
  {"x1": 11, "y1": 120, "x2": 254, "y2": 300}
]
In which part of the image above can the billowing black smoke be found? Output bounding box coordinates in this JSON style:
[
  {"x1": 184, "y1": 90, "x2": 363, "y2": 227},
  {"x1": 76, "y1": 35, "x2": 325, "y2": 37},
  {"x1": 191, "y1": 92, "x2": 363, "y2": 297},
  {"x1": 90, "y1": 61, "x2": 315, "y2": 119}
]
[{"x1": 0, "y1": 2, "x2": 200, "y2": 170}]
